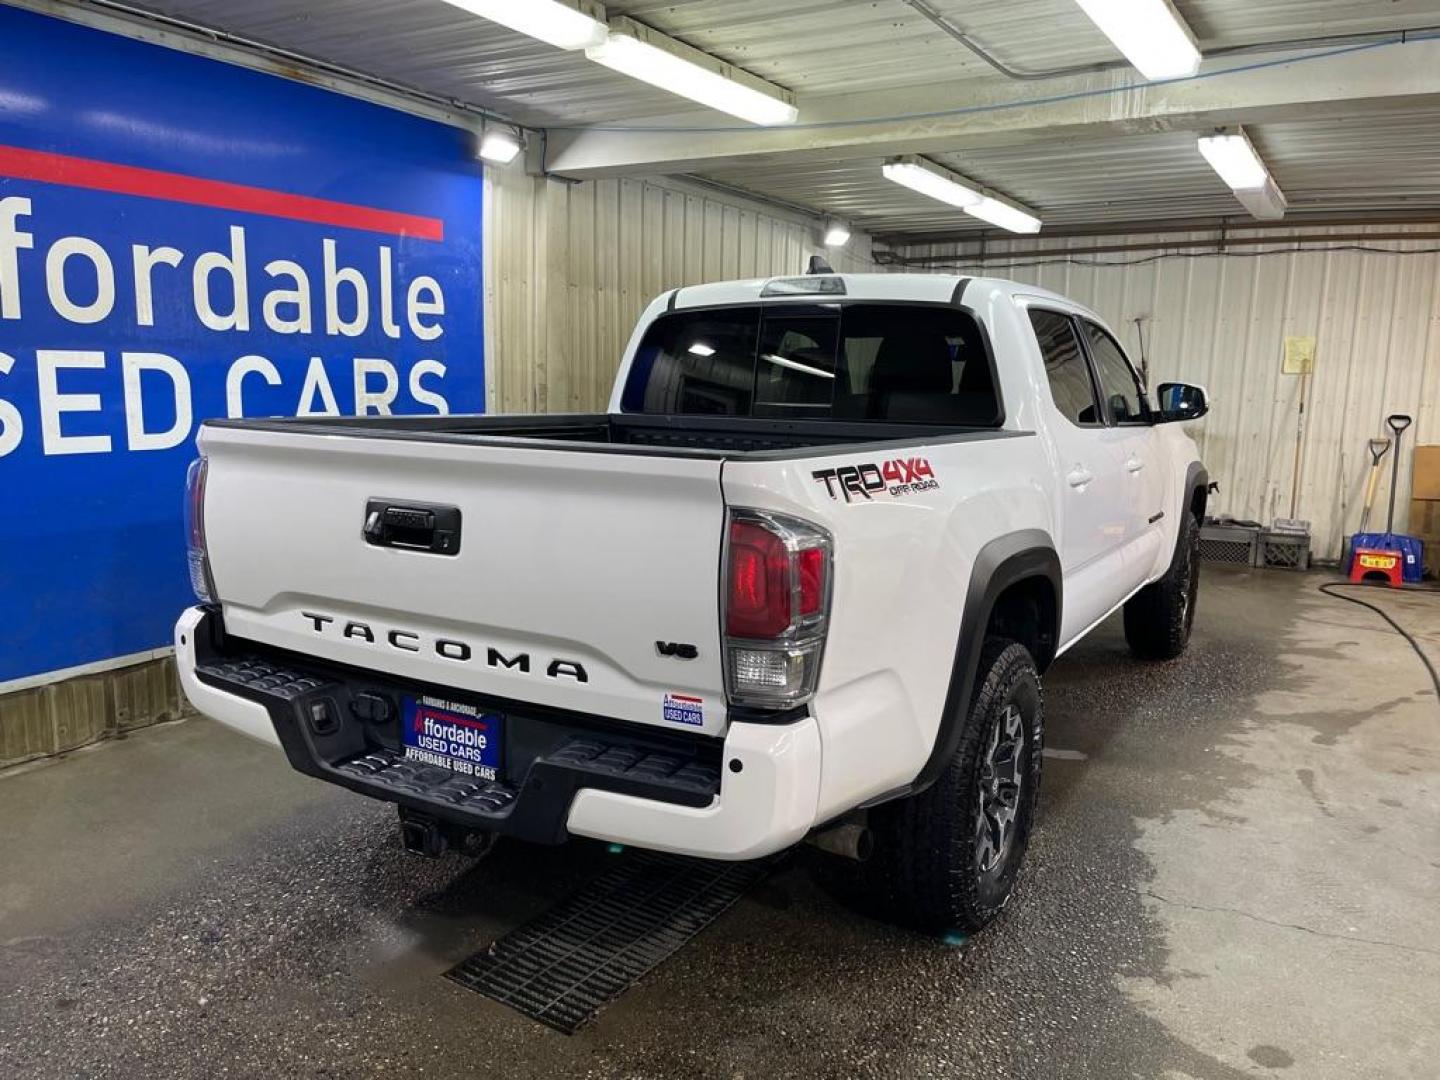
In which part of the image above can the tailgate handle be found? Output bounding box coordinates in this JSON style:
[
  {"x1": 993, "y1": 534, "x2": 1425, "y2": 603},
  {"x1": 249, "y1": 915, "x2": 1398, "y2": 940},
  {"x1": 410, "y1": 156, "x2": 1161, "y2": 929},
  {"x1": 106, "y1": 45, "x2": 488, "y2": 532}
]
[{"x1": 363, "y1": 499, "x2": 462, "y2": 556}]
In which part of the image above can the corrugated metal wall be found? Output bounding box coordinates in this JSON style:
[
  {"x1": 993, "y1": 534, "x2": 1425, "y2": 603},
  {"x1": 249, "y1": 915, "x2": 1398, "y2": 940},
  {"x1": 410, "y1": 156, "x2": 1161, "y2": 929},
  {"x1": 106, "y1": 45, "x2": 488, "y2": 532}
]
[
  {"x1": 482, "y1": 165, "x2": 873, "y2": 414},
  {"x1": 894, "y1": 228, "x2": 1440, "y2": 560}
]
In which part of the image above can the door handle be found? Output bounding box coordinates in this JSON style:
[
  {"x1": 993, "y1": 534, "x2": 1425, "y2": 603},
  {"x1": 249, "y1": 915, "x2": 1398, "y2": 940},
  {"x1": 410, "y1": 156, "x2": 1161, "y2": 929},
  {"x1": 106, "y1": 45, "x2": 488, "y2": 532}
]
[
  {"x1": 1125, "y1": 457, "x2": 1146, "y2": 473},
  {"x1": 363, "y1": 499, "x2": 462, "y2": 555},
  {"x1": 1067, "y1": 467, "x2": 1094, "y2": 489}
]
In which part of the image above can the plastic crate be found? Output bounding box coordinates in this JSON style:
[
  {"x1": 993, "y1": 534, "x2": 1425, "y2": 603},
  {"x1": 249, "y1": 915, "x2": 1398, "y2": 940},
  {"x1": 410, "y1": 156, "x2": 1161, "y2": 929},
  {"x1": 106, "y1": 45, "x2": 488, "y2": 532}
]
[
  {"x1": 1257, "y1": 530, "x2": 1310, "y2": 570},
  {"x1": 1199, "y1": 525, "x2": 1259, "y2": 566}
]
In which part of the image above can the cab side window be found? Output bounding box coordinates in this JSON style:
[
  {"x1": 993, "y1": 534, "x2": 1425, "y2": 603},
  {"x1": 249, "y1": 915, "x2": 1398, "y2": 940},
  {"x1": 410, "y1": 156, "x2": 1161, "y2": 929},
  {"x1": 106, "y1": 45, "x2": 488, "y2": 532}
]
[
  {"x1": 1081, "y1": 320, "x2": 1147, "y2": 424},
  {"x1": 1030, "y1": 309, "x2": 1100, "y2": 426}
]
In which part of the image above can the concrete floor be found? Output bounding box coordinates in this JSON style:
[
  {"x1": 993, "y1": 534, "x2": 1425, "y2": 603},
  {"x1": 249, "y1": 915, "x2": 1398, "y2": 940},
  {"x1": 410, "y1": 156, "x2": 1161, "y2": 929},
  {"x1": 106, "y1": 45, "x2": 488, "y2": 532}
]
[{"x1": 1, "y1": 568, "x2": 1437, "y2": 1079}]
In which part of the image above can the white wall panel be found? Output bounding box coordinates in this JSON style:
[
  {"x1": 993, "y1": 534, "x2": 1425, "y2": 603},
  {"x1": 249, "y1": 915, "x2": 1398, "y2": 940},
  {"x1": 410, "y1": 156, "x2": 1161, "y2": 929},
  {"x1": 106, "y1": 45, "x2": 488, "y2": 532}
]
[
  {"x1": 483, "y1": 165, "x2": 873, "y2": 415},
  {"x1": 898, "y1": 228, "x2": 1440, "y2": 559}
]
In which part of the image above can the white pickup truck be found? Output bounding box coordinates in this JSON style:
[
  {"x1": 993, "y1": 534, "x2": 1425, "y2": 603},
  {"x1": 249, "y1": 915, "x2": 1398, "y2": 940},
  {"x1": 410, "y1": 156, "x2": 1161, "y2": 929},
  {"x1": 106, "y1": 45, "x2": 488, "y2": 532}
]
[{"x1": 176, "y1": 271, "x2": 1208, "y2": 933}]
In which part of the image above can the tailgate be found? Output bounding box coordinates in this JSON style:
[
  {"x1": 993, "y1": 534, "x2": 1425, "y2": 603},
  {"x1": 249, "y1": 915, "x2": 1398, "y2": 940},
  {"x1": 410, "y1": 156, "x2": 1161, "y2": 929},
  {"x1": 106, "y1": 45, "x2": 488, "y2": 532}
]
[{"x1": 199, "y1": 425, "x2": 728, "y2": 736}]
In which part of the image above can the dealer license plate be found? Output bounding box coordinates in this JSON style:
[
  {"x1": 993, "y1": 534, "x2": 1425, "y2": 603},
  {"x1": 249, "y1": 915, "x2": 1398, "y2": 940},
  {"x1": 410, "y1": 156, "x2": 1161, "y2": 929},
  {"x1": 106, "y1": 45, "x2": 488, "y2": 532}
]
[{"x1": 400, "y1": 694, "x2": 503, "y2": 781}]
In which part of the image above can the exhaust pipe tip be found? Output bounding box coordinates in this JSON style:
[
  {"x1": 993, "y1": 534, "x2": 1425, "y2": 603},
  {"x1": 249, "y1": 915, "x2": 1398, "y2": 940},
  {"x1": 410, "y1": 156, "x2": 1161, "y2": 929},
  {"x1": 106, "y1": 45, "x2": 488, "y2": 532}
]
[{"x1": 807, "y1": 822, "x2": 873, "y2": 862}]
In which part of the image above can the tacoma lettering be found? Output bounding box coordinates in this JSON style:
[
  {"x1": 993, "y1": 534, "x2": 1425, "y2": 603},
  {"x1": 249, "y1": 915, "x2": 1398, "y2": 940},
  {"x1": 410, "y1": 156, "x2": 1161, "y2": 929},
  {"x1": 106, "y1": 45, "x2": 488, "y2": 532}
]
[{"x1": 302, "y1": 613, "x2": 588, "y2": 682}]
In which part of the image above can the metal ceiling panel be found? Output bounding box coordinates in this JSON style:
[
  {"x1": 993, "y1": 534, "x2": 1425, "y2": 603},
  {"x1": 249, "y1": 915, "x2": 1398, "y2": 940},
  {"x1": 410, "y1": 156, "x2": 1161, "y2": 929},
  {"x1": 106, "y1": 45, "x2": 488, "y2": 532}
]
[
  {"x1": 696, "y1": 106, "x2": 1440, "y2": 238},
  {"x1": 127, "y1": 0, "x2": 676, "y2": 124},
  {"x1": 125, "y1": 0, "x2": 994, "y2": 124},
  {"x1": 918, "y1": 0, "x2": 1440, "y2": 75},
  {"x1": 607, "y1": 0, "x2": 996, "y2": 94},
  {"x1": 87, "y1": 0, "x2": 1440, "y2": 234},
  {"x1": 122, "y1": 1, "x2": 1440, "y2": 126}
]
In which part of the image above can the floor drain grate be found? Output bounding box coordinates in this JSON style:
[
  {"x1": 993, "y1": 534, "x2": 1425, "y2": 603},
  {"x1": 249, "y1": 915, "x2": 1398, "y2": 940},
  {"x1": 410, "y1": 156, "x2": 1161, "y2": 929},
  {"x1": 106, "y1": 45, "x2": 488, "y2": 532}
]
[{"x1": 446, "y1": 850, "x2": 768, "y2": 1033}]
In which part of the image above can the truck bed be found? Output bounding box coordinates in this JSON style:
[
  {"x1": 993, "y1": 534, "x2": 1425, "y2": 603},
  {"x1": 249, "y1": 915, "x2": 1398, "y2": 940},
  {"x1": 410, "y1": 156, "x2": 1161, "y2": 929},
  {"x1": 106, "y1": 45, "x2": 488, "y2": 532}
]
[{"x1": 205, "y1": 412, "x2": 1010, "y2": 458}]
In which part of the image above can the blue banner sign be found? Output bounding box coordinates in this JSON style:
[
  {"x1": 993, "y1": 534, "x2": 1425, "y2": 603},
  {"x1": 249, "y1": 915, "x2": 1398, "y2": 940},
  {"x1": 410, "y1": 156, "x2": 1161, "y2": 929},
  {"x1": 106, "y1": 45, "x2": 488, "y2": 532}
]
[{"x1": 0, "y1": 8, "x2": 485, "y2": 685}]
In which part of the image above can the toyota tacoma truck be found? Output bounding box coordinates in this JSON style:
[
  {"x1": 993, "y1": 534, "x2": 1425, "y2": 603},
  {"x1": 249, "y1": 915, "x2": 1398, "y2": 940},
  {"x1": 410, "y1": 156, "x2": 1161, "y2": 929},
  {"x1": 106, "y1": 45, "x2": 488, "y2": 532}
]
[{"x1": 176, "y1": 271, "x2": 1209, "y2": 933}]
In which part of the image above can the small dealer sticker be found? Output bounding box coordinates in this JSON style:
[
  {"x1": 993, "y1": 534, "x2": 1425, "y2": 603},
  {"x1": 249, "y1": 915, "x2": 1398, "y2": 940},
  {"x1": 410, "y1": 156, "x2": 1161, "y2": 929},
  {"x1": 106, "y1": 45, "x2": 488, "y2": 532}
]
[
  {"x1": 662, "y1": 693, "x2": 704, "y2": 727},
  {"x1": 401, "y1": 695, "x2": 502, "y2": 780}
]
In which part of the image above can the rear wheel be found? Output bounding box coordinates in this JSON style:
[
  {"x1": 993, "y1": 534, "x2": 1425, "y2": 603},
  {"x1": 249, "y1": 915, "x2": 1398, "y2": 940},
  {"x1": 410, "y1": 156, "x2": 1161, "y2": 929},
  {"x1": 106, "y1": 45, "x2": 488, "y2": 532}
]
[
  {"x1": 1123, "y1": 510, "x2": 1201, "y2": 660},
  {"x1": 860, "y1": 638, "x2": 1043, "y2": 934}
]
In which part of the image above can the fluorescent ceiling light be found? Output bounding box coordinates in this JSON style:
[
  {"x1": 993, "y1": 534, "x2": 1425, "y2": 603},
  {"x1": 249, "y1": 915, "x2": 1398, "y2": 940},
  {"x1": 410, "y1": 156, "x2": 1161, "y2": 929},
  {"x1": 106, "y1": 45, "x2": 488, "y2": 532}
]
[
  {"x1": 687, "y1": 342, "x2": 716, "y2": 357},
  {"x1": 1197, "y1": 130, "x2": 1269, "y2": 190},
  {"x1": 1233, "y1": 176, "x2": 1288, "y2": 220},
  {"x1": 1073, "y1": 0, "x2": 1201, "y2": 80},
  {"x1": 441, "y1": 0, "x2": 608, "y2": 51},
  {"x1": 883, "y1": 156, "x2": 1042, "y2": 234},
  {"x1": 479, "y1": 128, "x2": 523, "y2": 164},
  {"x1": 587, "y1": 17, "x2": 798, "y2": 126},
  {"x1": 1197, "y1": 127, "x2": 1287, "y2": 219},
  {"x1": 822, "y1": 222, "x2": 852, "y2": 247},
  {"x1": 966, "y1": 196, "x2": 1042, "y2": 235},
  {"x1": 882, "y1": 156, "x2": 981, "y2": 209}
]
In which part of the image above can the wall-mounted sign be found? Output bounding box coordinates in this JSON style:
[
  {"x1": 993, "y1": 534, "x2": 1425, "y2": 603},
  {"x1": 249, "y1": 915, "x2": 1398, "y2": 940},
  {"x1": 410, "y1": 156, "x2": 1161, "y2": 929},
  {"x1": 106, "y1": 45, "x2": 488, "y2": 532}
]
[
  {"x1": 0, "y1": 7, "x2": 484, "y2": 686},
  {"x1": 1282, "y1": 335, "x2": 1316, "y2": 375}
]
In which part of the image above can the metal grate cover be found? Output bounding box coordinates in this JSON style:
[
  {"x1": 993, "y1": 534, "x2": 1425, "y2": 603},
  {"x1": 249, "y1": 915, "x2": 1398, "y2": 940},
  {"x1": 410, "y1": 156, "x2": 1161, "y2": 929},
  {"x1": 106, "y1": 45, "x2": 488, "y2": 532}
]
[{"x1": 447, "y1": 851, "x2": 768, "y2": 1033}]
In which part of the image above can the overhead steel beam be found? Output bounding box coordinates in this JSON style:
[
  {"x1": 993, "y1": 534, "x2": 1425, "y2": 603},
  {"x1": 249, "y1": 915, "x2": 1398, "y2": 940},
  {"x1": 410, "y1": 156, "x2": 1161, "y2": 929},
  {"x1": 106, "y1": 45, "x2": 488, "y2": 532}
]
[
  {"x1": 543, "y1": 39, "x2": 1440, "y2": 179},
  {"x1": 869, "y1": 210, "x2": 1440, "y2": 246},
  {"x1": 883, "y1": 230, "x2": 1440, "y2": 262}
]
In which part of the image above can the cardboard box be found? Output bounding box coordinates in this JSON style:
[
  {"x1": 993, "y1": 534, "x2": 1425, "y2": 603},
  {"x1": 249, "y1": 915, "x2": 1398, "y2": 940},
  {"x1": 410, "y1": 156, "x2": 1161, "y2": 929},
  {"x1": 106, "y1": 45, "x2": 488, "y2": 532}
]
[
  {"x1": 1410, "y1": 498, "x2": 1440, "y2": 541},
  {"x1": 1425, "y1": 539, "x2": 1440, "y2": 580},
  {"x1": 1414, "y1": 445, "x2": 1440, "y2": 501}
]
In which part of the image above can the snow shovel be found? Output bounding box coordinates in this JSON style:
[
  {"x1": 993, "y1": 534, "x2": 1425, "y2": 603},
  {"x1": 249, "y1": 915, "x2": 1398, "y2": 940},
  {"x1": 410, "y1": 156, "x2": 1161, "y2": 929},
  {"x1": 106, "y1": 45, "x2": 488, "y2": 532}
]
[
  {"x1": 1383, "y1": 413, "x2": 1413, "y2": 534},
  {"x1": 1356, "y1": 436, "x2": 1390, "y2": 534}
]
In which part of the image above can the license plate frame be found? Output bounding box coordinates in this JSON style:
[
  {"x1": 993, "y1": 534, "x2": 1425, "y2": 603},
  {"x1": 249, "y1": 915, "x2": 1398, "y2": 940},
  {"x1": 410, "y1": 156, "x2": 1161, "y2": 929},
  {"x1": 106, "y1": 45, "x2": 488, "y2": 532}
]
[{"x1": 400, "y1": 694, "x2": 504, "y2": 782}]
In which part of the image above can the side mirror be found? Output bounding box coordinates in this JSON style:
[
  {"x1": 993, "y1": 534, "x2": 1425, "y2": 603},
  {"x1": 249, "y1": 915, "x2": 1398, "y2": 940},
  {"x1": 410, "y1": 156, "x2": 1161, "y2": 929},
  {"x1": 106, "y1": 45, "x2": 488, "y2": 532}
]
[{"x1": 1155, "y1": 382, "x2": 1208, "y2": 423}]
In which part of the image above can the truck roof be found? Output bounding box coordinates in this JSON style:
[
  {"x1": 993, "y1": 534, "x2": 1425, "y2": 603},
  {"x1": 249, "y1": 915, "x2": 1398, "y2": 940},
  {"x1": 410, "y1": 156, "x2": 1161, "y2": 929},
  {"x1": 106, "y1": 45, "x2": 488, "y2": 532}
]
[{"x1": 669, "y1": 272, "x2": 1099, "y2": 322}]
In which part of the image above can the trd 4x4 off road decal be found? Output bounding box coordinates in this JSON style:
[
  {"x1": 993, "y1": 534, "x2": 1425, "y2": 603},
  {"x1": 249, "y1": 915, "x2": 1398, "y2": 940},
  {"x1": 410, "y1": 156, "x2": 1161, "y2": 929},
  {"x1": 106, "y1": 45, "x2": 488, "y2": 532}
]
[{"x1": 812, "y1": 458, "x2": 939, "y2": 502}]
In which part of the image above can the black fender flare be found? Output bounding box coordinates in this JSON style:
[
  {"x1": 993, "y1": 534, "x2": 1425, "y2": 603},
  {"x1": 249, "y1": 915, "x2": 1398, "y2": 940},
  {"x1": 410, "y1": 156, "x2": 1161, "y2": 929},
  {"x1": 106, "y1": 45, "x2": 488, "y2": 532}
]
[
  {"x1": 1184, "y1": 462, "x2": 1210, "y2": 521},
  {"x1": 881, "y1": 528, "x2": 1062, "y2": 800}
]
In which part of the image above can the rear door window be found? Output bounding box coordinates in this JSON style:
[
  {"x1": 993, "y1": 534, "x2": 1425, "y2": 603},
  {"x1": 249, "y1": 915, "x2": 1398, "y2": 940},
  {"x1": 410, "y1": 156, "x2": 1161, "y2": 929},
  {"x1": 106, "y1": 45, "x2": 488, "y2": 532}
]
[
  {"x1": 1081, "y1": 320, "x2": 1147, "y2": 424},
  {"x1": 621, "y1": 303, "x2": 1000, "y2": 426},
  {"x1": 1029, "y1": 309, "x2": 1101, "y2": 426}
]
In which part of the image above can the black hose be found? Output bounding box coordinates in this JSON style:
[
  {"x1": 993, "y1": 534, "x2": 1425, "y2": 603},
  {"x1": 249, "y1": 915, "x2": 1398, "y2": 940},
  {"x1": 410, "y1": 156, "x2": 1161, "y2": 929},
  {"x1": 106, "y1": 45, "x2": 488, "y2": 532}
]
[{"x1": 1317, "y1": 582, "x2": 1440, "y2": 699}]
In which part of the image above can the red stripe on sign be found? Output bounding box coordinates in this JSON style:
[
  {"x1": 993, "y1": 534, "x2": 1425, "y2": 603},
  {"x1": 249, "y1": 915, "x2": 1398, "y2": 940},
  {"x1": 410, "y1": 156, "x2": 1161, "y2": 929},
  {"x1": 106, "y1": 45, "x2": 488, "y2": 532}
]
[
  {"x1": 416, "y1": 707, "x2": 486, "y2": 731},
  {"x1": 0, "y1": 144, "x2": 444, "y2": 241},
  {"x1": 669, "y1": 694, "x2": 703, "y2": 703}
]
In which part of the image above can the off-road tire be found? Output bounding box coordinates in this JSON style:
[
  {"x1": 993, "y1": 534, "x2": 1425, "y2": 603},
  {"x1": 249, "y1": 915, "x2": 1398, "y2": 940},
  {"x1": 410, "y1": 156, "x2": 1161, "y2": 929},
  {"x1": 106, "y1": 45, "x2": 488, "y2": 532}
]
[
  {"x1": 861, "y1": 638, "x2": 1044, "y2": 934},
  {"x1": 1123, "y1": 510, "x2": 1201, "y2": 660}
]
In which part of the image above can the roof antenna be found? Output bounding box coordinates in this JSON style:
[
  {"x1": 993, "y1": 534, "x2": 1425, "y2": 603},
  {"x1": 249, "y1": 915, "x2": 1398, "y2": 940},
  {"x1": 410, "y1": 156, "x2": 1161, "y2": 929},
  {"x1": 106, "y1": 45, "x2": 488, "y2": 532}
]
[{"x1": 807, "y1": 254, "x2": 834, "y2": 275}]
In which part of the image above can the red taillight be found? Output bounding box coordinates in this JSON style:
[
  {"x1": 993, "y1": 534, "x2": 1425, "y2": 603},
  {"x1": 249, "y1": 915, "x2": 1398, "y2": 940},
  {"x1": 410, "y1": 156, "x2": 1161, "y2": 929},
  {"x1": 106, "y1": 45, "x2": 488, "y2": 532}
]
[
  {"x1": 186, "y1": 457, "x2": 207, "y2": 548},
  {"x1": 184, "y1": 457, "x2": 215, "y2": 602},
  {"x1": 723, "y1": 509, "x2": 832, "y2": 708},
  {"x1": 727, "y1": 520, "x2": 791, "y2": 638},
  {"x1": 798, "y1": 547, "x2": 825, "y2": 616}
]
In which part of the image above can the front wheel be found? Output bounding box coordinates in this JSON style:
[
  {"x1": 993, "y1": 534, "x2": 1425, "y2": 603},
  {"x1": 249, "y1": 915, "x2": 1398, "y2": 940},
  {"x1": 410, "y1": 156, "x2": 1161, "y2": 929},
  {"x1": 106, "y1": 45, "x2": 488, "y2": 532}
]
[
  {"x1": 860, "y1": 638, "x2": 1044, "y2": 934},
  {"x1": 1123, "y1": 510, "x2": 1201, "y2": 660}
]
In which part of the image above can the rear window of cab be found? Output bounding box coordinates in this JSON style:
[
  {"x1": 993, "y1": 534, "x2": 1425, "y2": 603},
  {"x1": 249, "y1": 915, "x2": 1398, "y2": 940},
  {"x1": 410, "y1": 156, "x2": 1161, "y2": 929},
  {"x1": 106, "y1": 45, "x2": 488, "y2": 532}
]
[{"x1": 620, "y1": 303, "x2": 1002, "y2": 426}]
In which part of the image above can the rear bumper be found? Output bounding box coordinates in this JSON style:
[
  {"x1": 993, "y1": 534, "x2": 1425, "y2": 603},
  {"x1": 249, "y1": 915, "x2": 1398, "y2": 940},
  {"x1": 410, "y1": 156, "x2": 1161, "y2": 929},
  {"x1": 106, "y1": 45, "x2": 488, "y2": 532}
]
[{"x1": 174, "y1": 606, "x2": 820, "y2": 860}]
